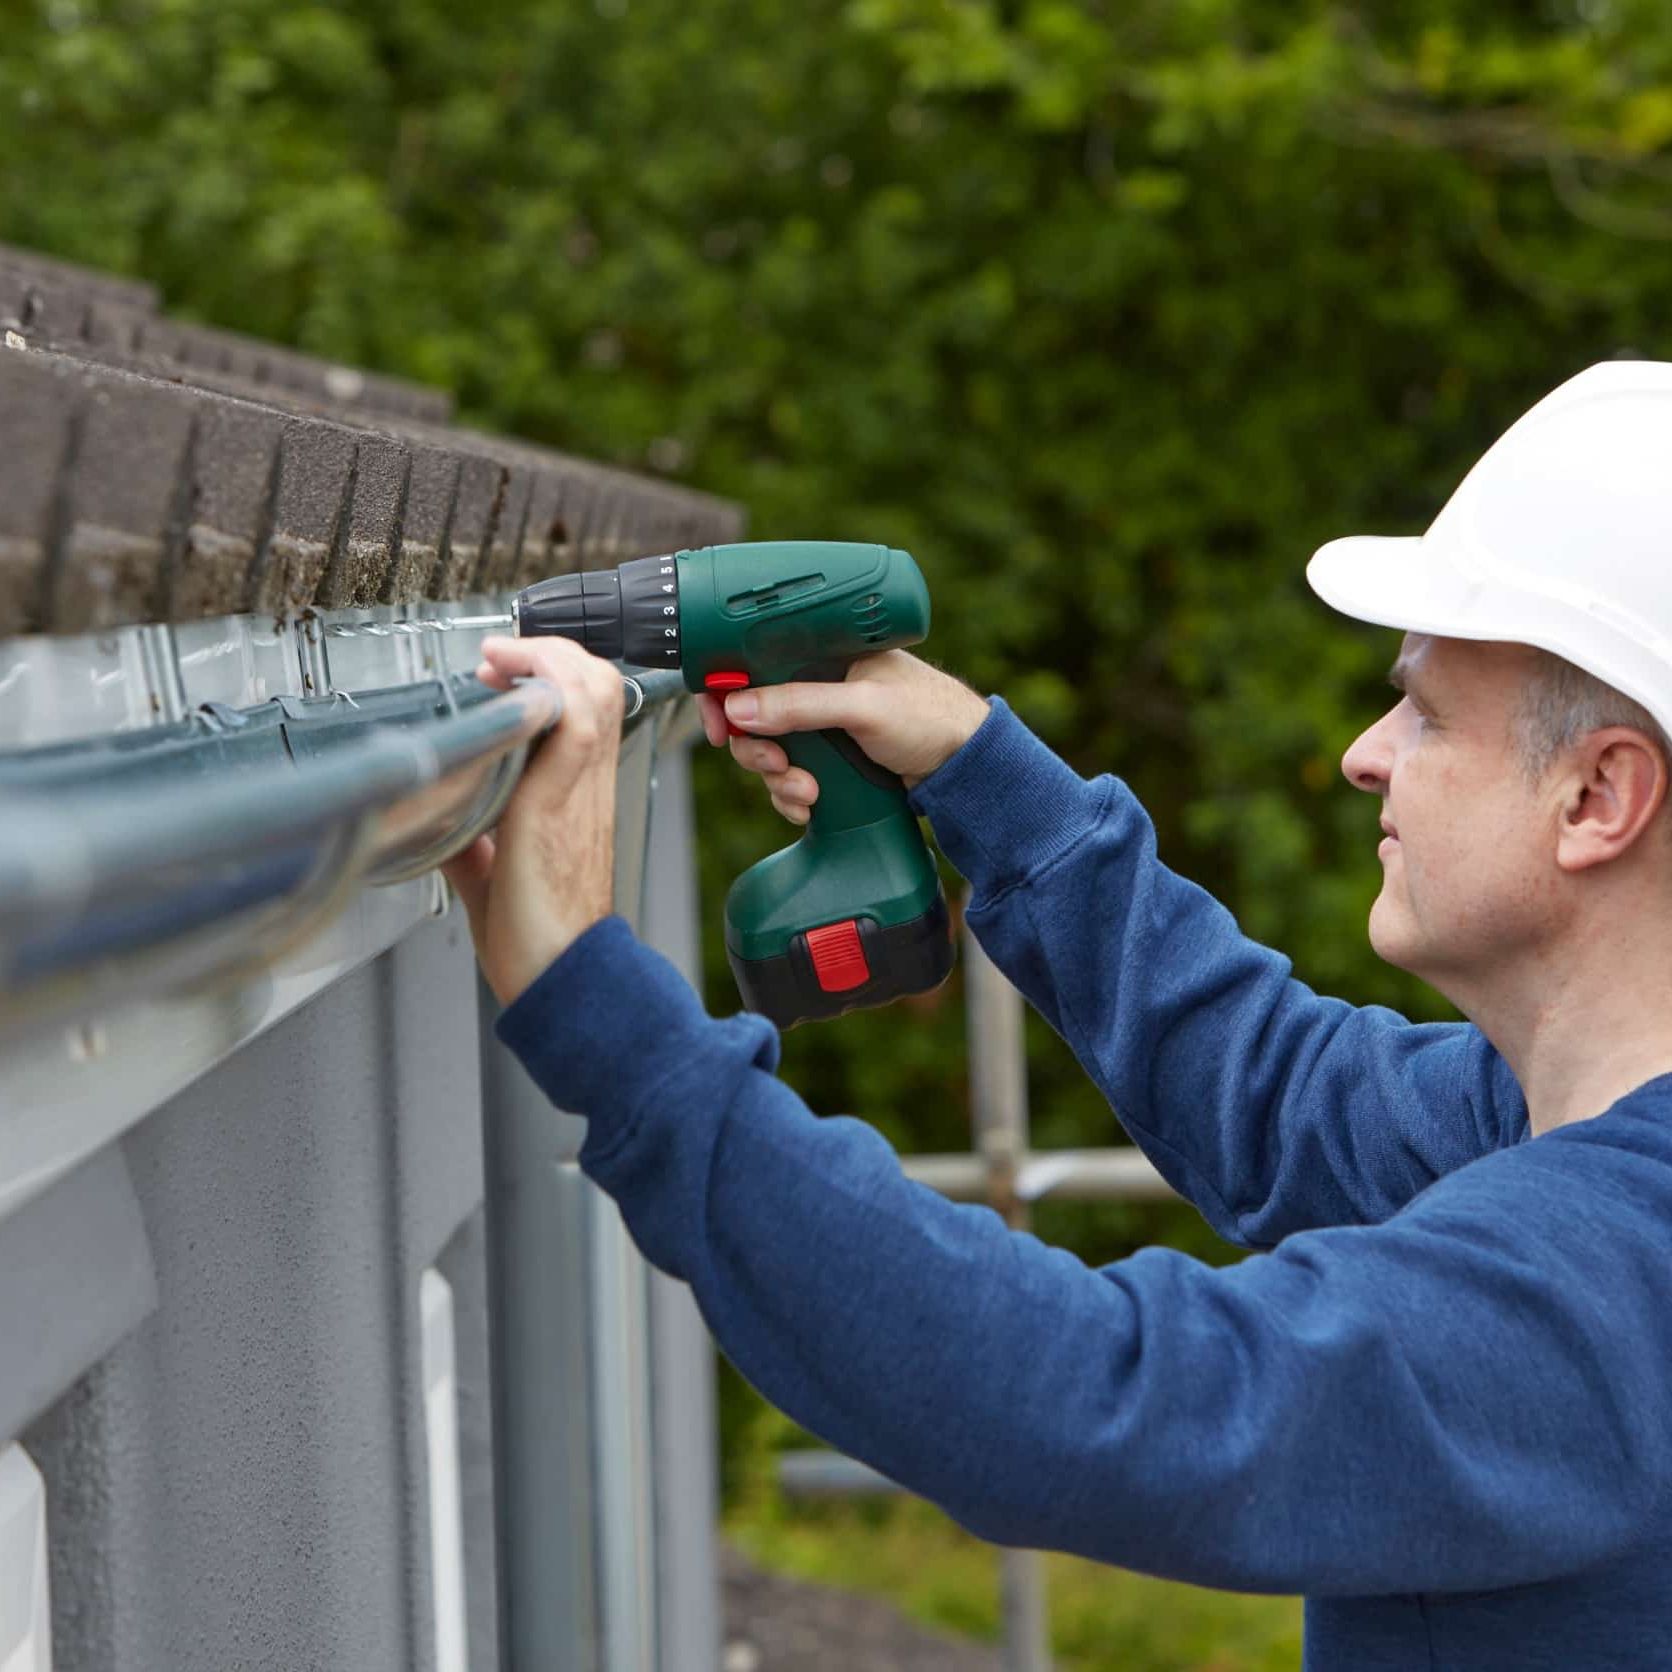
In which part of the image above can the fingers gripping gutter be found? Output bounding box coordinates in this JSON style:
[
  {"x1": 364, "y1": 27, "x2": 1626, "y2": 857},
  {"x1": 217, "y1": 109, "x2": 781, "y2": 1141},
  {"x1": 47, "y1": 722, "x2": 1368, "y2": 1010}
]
[
  {"x1": 477, "y1": 635, "x2": 625, "y2": 723},
  {"x1": 442, "y1": 634, "x2": 626, "y2": 1005},
  {"x1": 475, "y1": 635, "x2": 626, "y2": 790}
]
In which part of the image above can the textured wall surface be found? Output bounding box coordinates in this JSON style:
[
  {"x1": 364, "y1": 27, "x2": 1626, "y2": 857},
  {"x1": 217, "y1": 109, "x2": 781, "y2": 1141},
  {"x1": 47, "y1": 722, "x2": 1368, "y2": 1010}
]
[
  {"x1": 0, "y1": 1148, "x2": 156, "y2": 1448},
  {"x1": 24, "y1": 913, "x2": 492, "y2": 1672}
]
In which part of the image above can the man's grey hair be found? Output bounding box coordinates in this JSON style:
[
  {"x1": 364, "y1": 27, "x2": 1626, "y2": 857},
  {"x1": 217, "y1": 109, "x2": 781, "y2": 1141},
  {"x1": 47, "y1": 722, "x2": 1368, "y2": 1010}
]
[{"x1": 1514, "y1": 649, "x2": 1672, "y2": 777}]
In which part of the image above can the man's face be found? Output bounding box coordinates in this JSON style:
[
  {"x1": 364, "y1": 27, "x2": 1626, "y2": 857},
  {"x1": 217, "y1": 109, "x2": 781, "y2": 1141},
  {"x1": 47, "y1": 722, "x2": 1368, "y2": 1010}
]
[{"x1": 1340, "y1": 634, "x2": 1560, "y2": 995}]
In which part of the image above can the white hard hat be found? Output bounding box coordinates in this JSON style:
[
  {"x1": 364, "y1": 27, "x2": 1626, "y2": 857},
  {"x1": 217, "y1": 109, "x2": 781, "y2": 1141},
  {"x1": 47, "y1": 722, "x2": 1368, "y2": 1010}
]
[{"x1": 1307, "y1": 360, "x2": 1672, "y2": 740}]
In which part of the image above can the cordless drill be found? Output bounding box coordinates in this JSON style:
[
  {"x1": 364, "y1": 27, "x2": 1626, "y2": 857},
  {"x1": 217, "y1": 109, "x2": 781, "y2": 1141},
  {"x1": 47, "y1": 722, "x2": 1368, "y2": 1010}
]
[{"x1": 509, "y1": 540, "x2": 955, "y2": 1026}]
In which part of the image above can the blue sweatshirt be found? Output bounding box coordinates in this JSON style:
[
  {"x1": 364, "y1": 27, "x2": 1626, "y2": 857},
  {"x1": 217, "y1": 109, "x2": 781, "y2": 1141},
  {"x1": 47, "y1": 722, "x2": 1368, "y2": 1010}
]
[{"x1": 498, "y1": 698, "x2": 1672, "y2": 1671}]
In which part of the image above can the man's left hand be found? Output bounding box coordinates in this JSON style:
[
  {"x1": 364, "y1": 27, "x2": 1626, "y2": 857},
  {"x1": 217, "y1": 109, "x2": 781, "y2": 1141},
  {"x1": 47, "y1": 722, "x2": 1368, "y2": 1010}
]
[{"x1": 442, "y1": 635, "x2": 625, "y2": 1006}]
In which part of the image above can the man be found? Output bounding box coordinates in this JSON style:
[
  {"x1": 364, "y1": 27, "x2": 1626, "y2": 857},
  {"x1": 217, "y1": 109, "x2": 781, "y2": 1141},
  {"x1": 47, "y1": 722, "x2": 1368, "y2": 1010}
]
[{"x1": 444, "y1": 361, "x2": 1672, "y2": 1669}]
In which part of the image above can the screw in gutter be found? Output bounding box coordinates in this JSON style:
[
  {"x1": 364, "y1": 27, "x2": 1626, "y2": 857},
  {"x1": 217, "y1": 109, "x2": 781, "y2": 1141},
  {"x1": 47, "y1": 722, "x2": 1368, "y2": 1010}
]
[
  {"x1": 66, "y1": 1021, "x2": 108, "y2": 1062},
  {"x1": 426, "y1": 872, "x2": 451, "y2": 919},
  {"x1": 296, "y1": 613, "x2": 332, "y2": 696}
]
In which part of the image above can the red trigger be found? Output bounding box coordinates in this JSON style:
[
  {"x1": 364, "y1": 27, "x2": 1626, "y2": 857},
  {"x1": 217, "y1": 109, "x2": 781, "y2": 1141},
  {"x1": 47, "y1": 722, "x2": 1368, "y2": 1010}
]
[{"x1": 705, "y1": 671, "x2": 752, "y2": 739}]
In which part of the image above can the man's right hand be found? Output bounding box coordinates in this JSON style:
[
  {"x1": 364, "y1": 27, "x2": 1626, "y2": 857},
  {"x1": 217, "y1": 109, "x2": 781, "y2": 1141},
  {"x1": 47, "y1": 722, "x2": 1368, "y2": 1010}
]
[{"x1": 697, "y1": 650, "x2": 990, "y2": 825}]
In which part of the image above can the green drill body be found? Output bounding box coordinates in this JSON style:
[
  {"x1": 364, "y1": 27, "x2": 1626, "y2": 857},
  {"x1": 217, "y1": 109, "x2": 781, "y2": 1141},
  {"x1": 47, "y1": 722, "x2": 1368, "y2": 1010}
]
[{"x1": 513, "y1": 540, "x2": 955, "y2": 1025}]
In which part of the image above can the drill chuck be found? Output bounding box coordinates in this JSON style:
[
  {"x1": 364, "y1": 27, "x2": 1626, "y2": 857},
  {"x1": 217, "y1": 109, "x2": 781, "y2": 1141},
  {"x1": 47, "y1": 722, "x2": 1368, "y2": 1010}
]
[{"x1": 512, "y1": 552, "x2": 682, "y2": 668}]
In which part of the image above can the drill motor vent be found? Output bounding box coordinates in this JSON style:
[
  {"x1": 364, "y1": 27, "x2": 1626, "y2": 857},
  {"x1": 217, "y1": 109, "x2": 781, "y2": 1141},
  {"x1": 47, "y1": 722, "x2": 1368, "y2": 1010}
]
[{"x1": 851, "y1": 591, "x2": 892, "y2": 645}]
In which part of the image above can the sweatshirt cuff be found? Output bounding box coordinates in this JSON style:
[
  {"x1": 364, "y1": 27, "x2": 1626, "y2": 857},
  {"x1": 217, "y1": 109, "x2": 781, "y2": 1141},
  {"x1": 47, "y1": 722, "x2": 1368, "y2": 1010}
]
[
  {"x1": 494, "y1": 915, "x2": 718, "y2": 1126},
  {"x1": 908, "y1": 696, "x2": 1106, "y2": 898}
]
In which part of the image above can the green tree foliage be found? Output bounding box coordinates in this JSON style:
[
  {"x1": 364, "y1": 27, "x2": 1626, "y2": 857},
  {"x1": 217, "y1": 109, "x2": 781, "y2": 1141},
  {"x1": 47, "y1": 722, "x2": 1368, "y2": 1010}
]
[{"x1": 4, "y1": 0, "x2": 1670, "y2": 1253}]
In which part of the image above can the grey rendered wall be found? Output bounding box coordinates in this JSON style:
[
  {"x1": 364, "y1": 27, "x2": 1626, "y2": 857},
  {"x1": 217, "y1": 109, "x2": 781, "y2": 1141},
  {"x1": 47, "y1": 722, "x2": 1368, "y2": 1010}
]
[{"x1": 24, "y1": 909, "x2": 492, "y2": 1672}]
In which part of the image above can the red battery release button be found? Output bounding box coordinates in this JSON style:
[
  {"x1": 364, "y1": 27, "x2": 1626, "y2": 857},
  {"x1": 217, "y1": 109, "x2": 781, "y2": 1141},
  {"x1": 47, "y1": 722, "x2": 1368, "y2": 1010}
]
[{"x1": 805, "y1": 919, "x2": 870, "y2": 993}]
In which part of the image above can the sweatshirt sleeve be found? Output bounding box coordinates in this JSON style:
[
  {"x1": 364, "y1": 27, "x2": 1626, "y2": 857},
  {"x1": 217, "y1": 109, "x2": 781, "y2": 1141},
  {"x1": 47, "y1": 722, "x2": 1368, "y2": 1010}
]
[
  {"x1": 908, "y1": 699, "x2": 1525, "y2": 1244},
  {"x1": 496, "y1": 922, "x2": 1669, "y2": 1597}
]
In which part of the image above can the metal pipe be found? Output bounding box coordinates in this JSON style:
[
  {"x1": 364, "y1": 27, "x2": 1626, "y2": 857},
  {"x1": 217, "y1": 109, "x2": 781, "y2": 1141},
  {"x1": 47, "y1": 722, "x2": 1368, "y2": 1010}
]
[
  {"x1": 1015, "y1": 1148, "x2": 1175, "y2": 1203},
  {"x1": 479, "y1": 993, "x2": 602, "y2": 1671},
  {"x1": 778, "y1": 1450, "x2": 902, "y2": 1497},
  {"x1": 1000, "y1": 1549, "x2": 1052, "y2": 1672},
  {"x1": 641, "y1": 734, "x2": 723, "y2": 1672},
  {"x1": 967, "y1": 905, "x2": 1029, "y2": 1219},
  {"x1": 619, "y1": 668, "x2": 689, "y2": 717},
  {"x1": 901, "y1": 1149, "x2": 1174, "y2": 1203},
  {"x1": 479, "y1": 706, "x2": 692, "y2": 1672},
  {"x1": 962, "y1": 917, "x2": 1053, "y2": 1672}
]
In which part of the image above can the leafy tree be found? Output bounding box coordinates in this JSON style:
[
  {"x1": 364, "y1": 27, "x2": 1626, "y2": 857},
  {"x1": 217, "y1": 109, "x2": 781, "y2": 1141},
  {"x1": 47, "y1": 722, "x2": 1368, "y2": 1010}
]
[
  {"x1": 9, "y1": 6, "x2": 1671, "y2": 1649},
  {"x1": 4, "y1": 0, "x2": 1670, "y2": 1257}
]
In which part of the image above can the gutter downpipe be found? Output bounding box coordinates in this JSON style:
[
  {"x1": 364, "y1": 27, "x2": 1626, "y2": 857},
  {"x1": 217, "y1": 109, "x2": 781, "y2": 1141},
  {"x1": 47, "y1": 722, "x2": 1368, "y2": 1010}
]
[
  {"x1": 478, "y1": 672, "x2": 688, "y2": 1672},
  {"x1": 965, "y1": 922, "x2": 1053, "y2": 1672}
]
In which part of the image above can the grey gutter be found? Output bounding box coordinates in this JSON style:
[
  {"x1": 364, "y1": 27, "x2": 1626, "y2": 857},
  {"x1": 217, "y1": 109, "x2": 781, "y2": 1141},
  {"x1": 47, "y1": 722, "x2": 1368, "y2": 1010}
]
[{"x1": 0, "y1": 668, "x2": 687, "y2": 1038}]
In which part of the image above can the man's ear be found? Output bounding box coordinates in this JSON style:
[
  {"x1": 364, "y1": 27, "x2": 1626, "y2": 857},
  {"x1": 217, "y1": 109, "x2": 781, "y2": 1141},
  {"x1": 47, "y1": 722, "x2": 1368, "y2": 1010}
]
[{"x1": 1555, "y1": 727, "x2": 1669, "y2": 874}]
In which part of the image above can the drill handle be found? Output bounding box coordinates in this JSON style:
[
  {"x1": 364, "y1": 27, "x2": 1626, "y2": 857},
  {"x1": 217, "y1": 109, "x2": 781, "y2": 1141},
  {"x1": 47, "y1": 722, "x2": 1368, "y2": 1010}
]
[
  {"x1": 725, "y1": 724, "x2": 953, "y2": 1027},
  {"x1": 780, "y1": 727, "x2": 911, "y2": 833}
]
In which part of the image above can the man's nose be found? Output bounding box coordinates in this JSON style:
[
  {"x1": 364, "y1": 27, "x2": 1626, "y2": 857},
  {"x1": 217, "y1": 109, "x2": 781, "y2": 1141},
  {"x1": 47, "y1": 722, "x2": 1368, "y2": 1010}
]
[{"x1": 1341, "y1": 711, "x2": 1394, "y2": 793}]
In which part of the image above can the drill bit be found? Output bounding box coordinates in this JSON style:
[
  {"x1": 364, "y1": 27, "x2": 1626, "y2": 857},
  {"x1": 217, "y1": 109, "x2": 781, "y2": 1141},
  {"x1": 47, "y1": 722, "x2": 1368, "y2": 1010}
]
[{"x1": 321, "y1": 613, "x2": 513, "y2": 640}]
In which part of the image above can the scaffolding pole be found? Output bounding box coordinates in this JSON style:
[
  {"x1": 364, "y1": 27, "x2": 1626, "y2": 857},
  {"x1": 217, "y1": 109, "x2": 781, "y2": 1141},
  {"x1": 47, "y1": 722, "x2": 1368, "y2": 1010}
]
[{"x1": 963, "y1": 915, "x2": 1053, "y2": 1672}]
